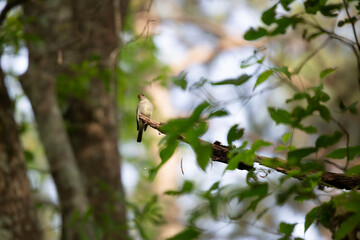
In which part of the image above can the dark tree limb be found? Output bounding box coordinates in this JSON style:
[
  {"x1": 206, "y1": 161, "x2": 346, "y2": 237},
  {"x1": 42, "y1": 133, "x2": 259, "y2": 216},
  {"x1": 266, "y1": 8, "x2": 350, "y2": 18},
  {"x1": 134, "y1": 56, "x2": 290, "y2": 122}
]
[{"x1": 139, "y1": 114, "x2": 360, "y2": 190}]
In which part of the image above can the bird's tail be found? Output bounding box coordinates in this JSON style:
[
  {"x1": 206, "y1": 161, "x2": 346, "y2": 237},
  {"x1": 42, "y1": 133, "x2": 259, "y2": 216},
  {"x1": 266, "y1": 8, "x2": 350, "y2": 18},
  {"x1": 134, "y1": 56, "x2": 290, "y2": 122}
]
[{"x1": 137, "y1": 129, "x2": 143, "y2": 142}]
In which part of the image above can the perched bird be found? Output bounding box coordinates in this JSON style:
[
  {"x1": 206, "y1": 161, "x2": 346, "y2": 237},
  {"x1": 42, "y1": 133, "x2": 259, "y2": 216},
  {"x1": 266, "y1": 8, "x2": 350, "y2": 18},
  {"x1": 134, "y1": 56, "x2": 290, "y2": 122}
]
[{"x1": 136, "y1": 93, "x2": 153, "y2": 142}]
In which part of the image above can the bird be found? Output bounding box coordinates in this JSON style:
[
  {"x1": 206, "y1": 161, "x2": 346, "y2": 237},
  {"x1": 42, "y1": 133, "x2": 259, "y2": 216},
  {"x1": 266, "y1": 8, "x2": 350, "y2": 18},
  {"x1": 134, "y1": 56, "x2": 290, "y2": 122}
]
[{"x1": 136, "y1": 93, "x2": 153, "y2": 142}]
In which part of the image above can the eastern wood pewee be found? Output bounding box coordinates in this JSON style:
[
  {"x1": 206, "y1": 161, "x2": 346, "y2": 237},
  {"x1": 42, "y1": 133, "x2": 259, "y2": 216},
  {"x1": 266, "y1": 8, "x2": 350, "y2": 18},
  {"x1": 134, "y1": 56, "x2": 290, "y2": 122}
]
[{"x1": 136, "y1": 93, "x2": 153, "y2": 142}]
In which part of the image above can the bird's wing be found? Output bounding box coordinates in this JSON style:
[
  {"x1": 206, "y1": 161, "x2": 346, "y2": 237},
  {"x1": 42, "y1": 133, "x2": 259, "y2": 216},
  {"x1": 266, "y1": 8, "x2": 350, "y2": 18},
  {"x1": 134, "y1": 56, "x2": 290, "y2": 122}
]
[{"x1": 136, "y1": 106, "x2": 139, "y2": 130}]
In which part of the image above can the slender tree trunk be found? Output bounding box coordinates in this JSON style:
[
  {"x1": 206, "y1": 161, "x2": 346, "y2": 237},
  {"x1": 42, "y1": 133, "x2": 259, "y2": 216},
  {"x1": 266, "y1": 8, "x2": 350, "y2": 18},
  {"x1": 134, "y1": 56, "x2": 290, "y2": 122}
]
[
  {"x1": 0, "y1": 68, "x2": 42, "y2": 240},
  {"x1": 22, "y1": 0, "x2": 129, "y2": 238},
  {"x1": 20, "y1": 1, "x2": 96, "y2": 239}
]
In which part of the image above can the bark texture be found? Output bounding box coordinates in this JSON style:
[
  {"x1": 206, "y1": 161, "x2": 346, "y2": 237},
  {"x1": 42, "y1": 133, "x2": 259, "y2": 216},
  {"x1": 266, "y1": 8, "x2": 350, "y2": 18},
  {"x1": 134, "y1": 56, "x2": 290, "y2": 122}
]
[
  {"x1": 0, "y1": 69, "x2": 41, "y2": 240},
  {"x1": 22, "y1": 0, "x2": 128, "y2": 238}
]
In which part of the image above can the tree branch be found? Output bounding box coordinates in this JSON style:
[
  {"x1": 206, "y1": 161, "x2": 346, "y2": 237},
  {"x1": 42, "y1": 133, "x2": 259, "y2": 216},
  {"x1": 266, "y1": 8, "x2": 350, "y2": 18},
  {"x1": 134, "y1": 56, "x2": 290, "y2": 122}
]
[
  {"x1": 293, "y1": 38, "x2": 330, "y2": 75},
  {"x1": 0, "y1": 0, "x2": 26, "y2": 26},
  {"x1": 139, "y1": 114, "x2": 360, "y2": 190},
  {"x1": 343, "y1": 0, "x2": 360, "y2": 52}
]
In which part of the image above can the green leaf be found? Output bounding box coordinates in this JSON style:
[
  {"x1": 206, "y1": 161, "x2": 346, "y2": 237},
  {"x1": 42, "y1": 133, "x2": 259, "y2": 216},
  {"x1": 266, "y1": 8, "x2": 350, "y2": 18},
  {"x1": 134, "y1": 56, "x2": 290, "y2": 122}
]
[
  {"x1": 291, "y1": 106, "x2": 307, "y2": 120},
  {"x1": 167, "y1": 227, "x2": 201, "y2": 240},
  {"x1": 257, "y1": 56, "x2": 265, "y2": 64},
  {"x1": 269, "y1": 16, "x2": 301, "y2": 36},
  {"x1": 300, "y1": 125, "x2": 317, "y2": 134},
  {"x1": 318, "y1": 91, "x2": 330, "y2": 103},
  {"x1": 191, "y1": 102, "x2": 210, "y2": 121},
  {"x1": 189, "y1": 78, "x2": 208, "y2": 90},
  {"x1": 226, "y1": 149, "x2": 254, "y2": 170},
  {"x1": 237, "y1": 183, "x2": 268, "y2": 211},
  {"x1": 318, "y1": 105, "x2": 331, "y2": 122},
  {"x1": 286, "y1": 92, "x2": 310, "y2": 103},
  {"x1": 287, "y1": 148, "x2": 317, "y2": 165},
  {"x1": 279, "y1": 222, "x2": 296, "y2": 236},
  {"x1": 240, "y1": 54, "x2": 262, "y2": 69},
  {"x1": 339, "y1": 100, "x2": 358, "y2": 115},
  {"x1": 320, "y1": 68, "x2": 336, "y2": 78},
  {"x1": 306, "y1": 31, "x2": 325, "y2": 41},
  {"x1": 318, "y1": 201, "x2": 335, "y2": 229},
  {"x1": 159, "y1": 140, "x2": 178, "y2": 165},
  {"x1": 24, "y1": 150, "x2": 35, "y2": 164},
  {"x1": 276, "y1": 145, "x2": 288, "y2": 151},
  {"x1": 207, "y1": 181, "x2": 220, "y2": 193},
  {"x1": 348, "y1": 101, "x2": 358, "y2": 115},
  {"x1": 262, "y1": 4, "x2": 277, "y2": 26},
  {"x1": 335, "y1": 213, "x2": 360, "y2": 240},
  {"x1": 320, "y1": 4, "x2": 342, "y2": 17},
  {"x1": 274, "y1": 66, "x2": 292, "y2": 78},
  {"x1": 304, "y1": 0, "x2": 323, "y2": 14},
  {"x1": 194, "y1": 142, "x2": 212, "y2": 171},
  {"x1": 208, "y1": 109, "x2": 229, "y2": 119},
  {"x1": 165, "y1": 180, "x2": 194, "y2": 196},
  {"x1": 268, "y1": 107, "x2": 292, "y2": 125},
  {"x1": 227, "y1": 124, "x2": 244, "y2": 147},
  {"x1": 185, "y1": 118, "x2": 212, "y2": 171},
  {"x1": 244, "y1": 27, "x2": 268, "y2": 41},
  {"x1": 282, "y1": 132, "x2": 292, "y2": 143},
  {"x1": 346, "y1": 165, "x2": 360, "y2": 176},
  {"x1": 326, "y1": 145, "x2": 360, "y2": 160},
  {"x1": 337, "y1": 17, "x2": 357, "y2": 28},
  {"x1": 315, "y1": 131, "x2": 343, "y2": 149},
  {"x1": 262, "y1": 157, "x2": 287, "y2": 170},
  {"x1": 211, "y1": 74, "x2": 251, "y2": 86},
  {"x1": 308, "y1": 83, "x2": 323, "y2": 92},
  {"x1": 337, "y1": 20, "x2": 345, "y2": 27},
  {"x1": 251, "y1": 139, "x2": 272, "y2": 151},
  {"x1": 280, "y1": 0, "x2": 295, "y2": 11},
  {"x1": 173, "y1": 74, "x2": 187, "y2": 90},
  {"x1": 305, "y1": 207, "x2": 318, "y2": 232},
  {"x1": 254, "y1": 70, "x2": 273, "y2": 89}
]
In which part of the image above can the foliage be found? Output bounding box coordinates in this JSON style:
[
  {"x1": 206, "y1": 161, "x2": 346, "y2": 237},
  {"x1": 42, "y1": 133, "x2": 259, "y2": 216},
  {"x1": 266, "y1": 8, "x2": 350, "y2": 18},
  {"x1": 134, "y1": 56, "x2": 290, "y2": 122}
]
[
  {"x1": 154, "y1": 1, "x2": 360, "y2": 239},
  {"x1": 1, "y1": 0, "x2": 360, "y2": 239},
  {"x1": 127, "y1": 195, "x2": 165, "y2": 240}
]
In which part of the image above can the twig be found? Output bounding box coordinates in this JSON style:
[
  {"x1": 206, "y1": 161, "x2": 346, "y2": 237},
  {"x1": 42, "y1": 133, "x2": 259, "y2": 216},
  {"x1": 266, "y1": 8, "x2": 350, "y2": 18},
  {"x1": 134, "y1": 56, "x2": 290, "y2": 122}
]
[
  {"x1": 216, "y1": 219, "x2": 286, "y2": 237},
  {"x1": 274, "y1": 71, "x2": 300, "y2": 92},
  {"x1": 138, "y1": 114, "x2": 360, "y2": 190},
  {"x1": 293, "y1": 38, "x2": 331, "y2": 74},
  {"x1": 331, "y1": 117, "x2": 350, "y2": 170},
  {"x1": 342, "y1": 0, "x2": 360, "y2": 90},
  {"x1": 303, "y1": 20, "x2": 356, "y2": 49},
  {"x1": 324, "y1": 159, "x2": 345, "y2": 171},
  {"x1": 343, "y1": 0, "x2": 360, "y2": 52},
  {"x1": 180, "y1": 158, "x2": 184, "y2": 175}
]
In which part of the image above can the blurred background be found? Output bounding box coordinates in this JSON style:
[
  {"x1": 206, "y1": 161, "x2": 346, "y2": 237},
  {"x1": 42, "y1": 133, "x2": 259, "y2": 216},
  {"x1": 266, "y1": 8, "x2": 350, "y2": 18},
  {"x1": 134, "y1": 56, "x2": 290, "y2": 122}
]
[{"x1": 1, "y1": 0, "x2": 359, "y2": 239}]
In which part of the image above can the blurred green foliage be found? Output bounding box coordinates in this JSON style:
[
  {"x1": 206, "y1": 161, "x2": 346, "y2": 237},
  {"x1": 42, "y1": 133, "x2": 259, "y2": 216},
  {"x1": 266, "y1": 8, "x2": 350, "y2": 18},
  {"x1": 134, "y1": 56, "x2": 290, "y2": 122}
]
[
  {"x1": 2, "y1": 0, "x2": 360, "y2": 239},
  {"x1": 155, "y1": 1, "x2": 360, "y2": 239}
]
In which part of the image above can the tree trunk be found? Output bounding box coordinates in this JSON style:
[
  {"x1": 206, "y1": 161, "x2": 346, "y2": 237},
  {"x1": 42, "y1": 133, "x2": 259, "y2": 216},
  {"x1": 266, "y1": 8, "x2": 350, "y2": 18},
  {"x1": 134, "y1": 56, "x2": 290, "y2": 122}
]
[
  {"x1": 0, "y1": 69, "x2": 42, "y2": 240},
  {"x1": 22, "y1": 0, "x2": 129, "y2": 239}
]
